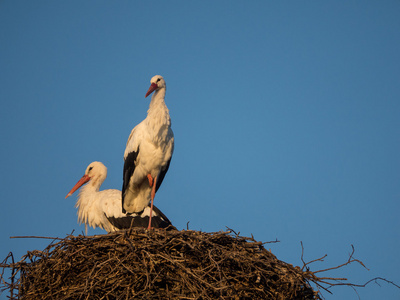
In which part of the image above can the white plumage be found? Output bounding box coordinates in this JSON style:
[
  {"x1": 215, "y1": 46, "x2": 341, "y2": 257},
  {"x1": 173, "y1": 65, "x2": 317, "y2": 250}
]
[
  {"x1": 122, "y1": 75, "x2": 174, "y2": 229},
  {"x1": 65, "y1": 161, "x2": 174, "y2": 233}
]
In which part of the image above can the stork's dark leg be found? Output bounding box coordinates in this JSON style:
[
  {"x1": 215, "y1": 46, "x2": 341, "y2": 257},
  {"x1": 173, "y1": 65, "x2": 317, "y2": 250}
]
[{"x1": 147, "y1": 175, "x2": 157, "y2": 230}]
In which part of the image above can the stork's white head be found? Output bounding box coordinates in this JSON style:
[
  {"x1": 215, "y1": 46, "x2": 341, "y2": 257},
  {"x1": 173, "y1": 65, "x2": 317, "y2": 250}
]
[
  {"x1": 65, "y1": 161, "x2": 108, "y2": 198},
  {"x1": 145, "y1": 75, "x2": 166, "y2": 98},
  {"x1": 85, "y1": 161, "x2": 107, "y2": 181}
]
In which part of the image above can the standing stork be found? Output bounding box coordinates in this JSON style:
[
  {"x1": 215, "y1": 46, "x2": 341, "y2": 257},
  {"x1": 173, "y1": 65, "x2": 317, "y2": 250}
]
[
  {"x1": 65, "y1": 161, "x2": 175, "y2": 233},
  {"x1": 122, "y1": 75, "x2": 174, "y2": 229}
]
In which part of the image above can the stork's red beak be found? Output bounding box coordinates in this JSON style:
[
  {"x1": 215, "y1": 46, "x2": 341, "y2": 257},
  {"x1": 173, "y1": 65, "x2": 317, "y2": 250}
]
[
  {"x1": 65, "y1": 174, "x2": 90, "y2": 198},
  {"x1": 145, "y1": 83, "x2": 158, "y2": 98}
]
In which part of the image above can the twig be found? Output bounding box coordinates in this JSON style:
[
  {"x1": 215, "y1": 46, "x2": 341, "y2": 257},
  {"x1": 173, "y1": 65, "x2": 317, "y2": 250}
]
[
  {"x1": 10, "y1": 236, "x2": 63, "y2": 240},
  {"x1": 325, "y1": 277, "x2": 400, "y2": 290},
  {"x1": 313, "y1": 245, "x2": 369, "y2": 274}
]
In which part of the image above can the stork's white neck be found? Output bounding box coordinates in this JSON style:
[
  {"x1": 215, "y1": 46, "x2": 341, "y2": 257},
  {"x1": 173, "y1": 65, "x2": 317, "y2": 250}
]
[
  {"x1": 146, "y1": 87, "x2": 171, "y2": 130},
  {"x1": 75, "y1": 182, "x2": 99, "y2": 212},
  {"x1": 75, "y1": 175, "x2": 104, "y2": 217}
]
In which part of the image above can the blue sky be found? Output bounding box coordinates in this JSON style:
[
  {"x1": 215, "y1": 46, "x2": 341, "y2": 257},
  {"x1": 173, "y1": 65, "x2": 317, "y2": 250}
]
[{"x1": 1, "y1": 1, "x2": 399, "y2": 299}]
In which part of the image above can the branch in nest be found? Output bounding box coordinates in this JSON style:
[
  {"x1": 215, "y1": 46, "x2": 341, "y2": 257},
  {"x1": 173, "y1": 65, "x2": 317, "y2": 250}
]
[{"x1": 300, "y1": 241, "x2": 400, "y2": 297}]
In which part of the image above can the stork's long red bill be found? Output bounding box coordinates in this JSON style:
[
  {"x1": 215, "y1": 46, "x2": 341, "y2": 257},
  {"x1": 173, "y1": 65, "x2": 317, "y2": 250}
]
[
  {"x1": 65, "y1": 174, "x2": 90, "y2": 198},
  {"x1": 145, "y1": 82, "x2": 158, "y2": 98}
]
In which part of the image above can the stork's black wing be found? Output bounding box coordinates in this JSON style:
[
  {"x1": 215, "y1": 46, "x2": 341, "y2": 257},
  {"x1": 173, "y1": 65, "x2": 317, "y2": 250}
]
[
  {"x1": 152, "y1": 205, "x2": 175, "y2": 229},
  {"x1": 122, "y1": 146, "x2": 139, "y2": 213},
  {"x1": 155, "y1": 158, "x2": 172, "y2": 193},
  {"x1": 106, "y1": 204, "x2": 176, "y2": 230}
]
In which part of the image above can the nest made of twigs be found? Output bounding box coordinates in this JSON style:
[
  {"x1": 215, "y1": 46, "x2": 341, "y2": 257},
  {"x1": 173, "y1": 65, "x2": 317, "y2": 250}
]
[{"x1": 1, "y1": 229, "x2": 322, "y2": 299}]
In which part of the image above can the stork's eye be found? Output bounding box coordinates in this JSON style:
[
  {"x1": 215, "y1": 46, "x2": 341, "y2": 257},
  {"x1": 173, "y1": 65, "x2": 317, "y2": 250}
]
[
  {"x1": 89, "y1": 167, "x2": 93, "y2": 171},
  {"x1": 156, "y1": 78, "x2": 161, "y2": 82}
]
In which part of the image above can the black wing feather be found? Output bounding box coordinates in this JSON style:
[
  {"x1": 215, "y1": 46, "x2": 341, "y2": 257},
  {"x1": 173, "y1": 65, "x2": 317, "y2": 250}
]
[
  {"x1": 152, "y1": 205, "x2": 174, "y2": 228},
  {"x1": 122, "y1": 146, "x2": 139, "y2": 213},
  {"x1": 106, "y1": 204, "x2": 176, "y2": 230},
  {"x1": 155, "y1": 158, "x2": 172, "y2": 193}
]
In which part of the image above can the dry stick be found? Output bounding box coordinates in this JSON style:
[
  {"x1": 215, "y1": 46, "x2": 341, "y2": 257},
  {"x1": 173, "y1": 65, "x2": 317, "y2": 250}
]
[
  {"x1": 323, "y1": 277, "x2": 400, "y2": 290},
  {"x1": 156, "y1": 252, "x2": 228, "y2": 292},
  {"x1": 302, "y1": 243, "x2": 400, "y2": 295},
  {"x1": 301, "y1": 241, "x2": 328, "y2": 271},
  {"x1": 313, "y1": 245, "x2": 368, "y2": 274},
  {"x1": 3, "y1": 252, "x2": 16, "y2": 299},
  {"x1": 10, "y1": 236, "x2": 63, "y2": 240}
]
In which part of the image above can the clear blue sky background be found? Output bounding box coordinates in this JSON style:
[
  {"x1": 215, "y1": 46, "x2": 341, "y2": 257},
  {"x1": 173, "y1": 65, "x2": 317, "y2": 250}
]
[{"x1": 1, "y1": 1, "x2": 399, "y2": 299}]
